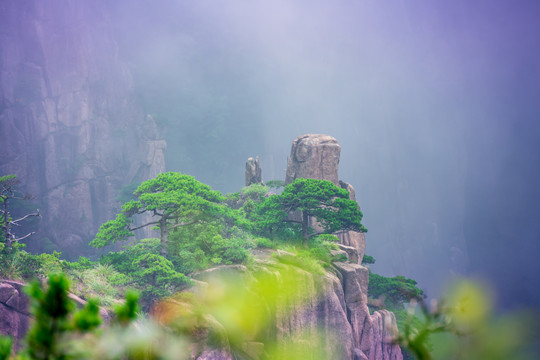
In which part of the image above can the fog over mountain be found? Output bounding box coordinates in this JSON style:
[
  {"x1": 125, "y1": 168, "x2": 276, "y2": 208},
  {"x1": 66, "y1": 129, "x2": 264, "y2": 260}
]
[
  {"x1": 106, "y1": 0, "x2": 540, "y2": 310},
  {"x1": 2, "y1": 0, "x2": 540, "y2": 312}
]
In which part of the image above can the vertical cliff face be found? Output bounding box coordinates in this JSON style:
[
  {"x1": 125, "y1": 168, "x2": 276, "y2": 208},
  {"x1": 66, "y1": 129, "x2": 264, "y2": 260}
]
[
  {"x1": 0, "y1": 1, "x2": 165, "y2": 256},
  {"x1": 280, "y1": 134, "x2": 402, "y2": 360},
  {"x1": 188, "y1": 259, "x2": 402, "y2": 360}
]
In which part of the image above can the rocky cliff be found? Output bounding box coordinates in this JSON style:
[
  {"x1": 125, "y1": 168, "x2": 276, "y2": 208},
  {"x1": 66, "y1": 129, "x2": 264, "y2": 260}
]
[
  {"x1": 281, "y1": 134, "x2": 401, "y2": 359},
  {"x1": 170, "y1": 250, "x2": 402, "y2": 360},
  {"x1": 285, "y1": 134, "x2": 367, "y2": 264},
  {"x1": 0, "y1": 1, "x2": 165, "y2": 256},
  {"x1": 184, "y1": 134, "x2": 400, "y2": 360}
]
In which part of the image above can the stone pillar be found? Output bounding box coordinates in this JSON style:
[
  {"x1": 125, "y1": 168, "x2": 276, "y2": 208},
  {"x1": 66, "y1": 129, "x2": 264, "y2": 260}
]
[
  {"x1": 285, "y1": 134, "x2": 341, "y2": 185},
  {"x1": 284, "y1": 134, "x2": 366, "y2": 263},
  {"x1": 245, "y1": 156, "x2": 262, "y2": 186}
]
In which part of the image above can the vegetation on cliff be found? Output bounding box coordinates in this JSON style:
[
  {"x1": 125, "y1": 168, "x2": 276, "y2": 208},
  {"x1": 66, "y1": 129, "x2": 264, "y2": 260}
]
[
  {"x1": 1, "y1": 173, "x2": 537, "y2": 359},
  {"x1": 255, "y1": 178, "x2": 367, "y2": 244},
  {"x1": 89, "y1": 172, "x2": 242, "y2": 257}
]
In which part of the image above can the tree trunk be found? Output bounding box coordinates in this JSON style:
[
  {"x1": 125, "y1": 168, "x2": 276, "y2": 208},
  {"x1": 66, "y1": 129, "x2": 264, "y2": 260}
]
[
  {"x1": 160, "y1": 218, "x2": 168, "y2": 257},
  {"x1": 302, "y1": 211, "x2": 309, "y2": 246},
  {"x1": 3, "y1": 199, "x2": 12, "y2": 253}
]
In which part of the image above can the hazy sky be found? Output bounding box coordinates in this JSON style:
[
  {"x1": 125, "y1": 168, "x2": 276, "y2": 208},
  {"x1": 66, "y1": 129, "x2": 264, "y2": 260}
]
[{"x1": 106, "y1": 0, "x2": 540, "y2": 310}]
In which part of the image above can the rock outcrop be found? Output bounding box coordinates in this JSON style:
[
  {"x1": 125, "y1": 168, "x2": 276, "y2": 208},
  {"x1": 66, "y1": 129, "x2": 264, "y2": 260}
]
[
  {"x1": 0, "y1": 281, "x2": 31, "y2": 349},
  {"x1": 336, "y1": 180, "x2": 367, "y2": 262},
  {"x1": 277, "y1": 134, "x2": 402, "y2": 359},
  {"x1": 0, "y1": 1, "x2": 165, "y2": 256},
  {"x1": 285, "y1": 134, "x2": 341, "y2": 186},
  {"x1": 285, "y1": 134, "x2": 366, "y2": 263},
  {"x1": 175, "y1": 250, "x2": 402, "y2": 360},
  {"x1": 0, "y1": 279, "x2": 111, "y2": 349},
  {"x1": 245, "y1": 157, "x2": 263, "y2": 186},
  {"x1": 369, "y1": 310, "x2": 403, "y2": 360}
]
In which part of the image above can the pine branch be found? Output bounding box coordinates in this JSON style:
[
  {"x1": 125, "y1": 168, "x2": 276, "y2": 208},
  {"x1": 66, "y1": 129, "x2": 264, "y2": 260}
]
[{"x1": 11, "y1": 210, "x2": 40, "y2": 224}]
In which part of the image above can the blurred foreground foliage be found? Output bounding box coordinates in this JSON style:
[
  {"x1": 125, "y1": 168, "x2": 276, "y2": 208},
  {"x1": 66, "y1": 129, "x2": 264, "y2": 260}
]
[
  {"x1": 396, "y1": 279, "x2": 538, "y2": 360},
  {"x1": 0, "y1": 266, "x2": 334, "y2": 359},
  {"x1": 1, "y1": 272, "x2": 537, "y2": 360}
]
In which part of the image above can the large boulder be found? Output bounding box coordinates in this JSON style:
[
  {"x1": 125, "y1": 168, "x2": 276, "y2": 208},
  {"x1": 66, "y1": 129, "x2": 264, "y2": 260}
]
[{"x1": 285, "y1": 134, "x2": 341, "y2": 186}]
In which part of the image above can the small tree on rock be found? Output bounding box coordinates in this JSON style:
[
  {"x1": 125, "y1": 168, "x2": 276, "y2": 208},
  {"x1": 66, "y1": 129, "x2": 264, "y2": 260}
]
[{"x1": 255, "y1": 178, "x2": 367, "y2": 245}]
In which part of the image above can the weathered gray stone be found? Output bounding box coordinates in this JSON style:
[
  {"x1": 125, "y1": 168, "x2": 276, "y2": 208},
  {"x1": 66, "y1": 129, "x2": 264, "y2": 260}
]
[
  {"x1": 182, "y1": 254, "x2": 403, "y2": 360},
  {"x1": 278, "y1": 135, "x2": 402, "y2": 358},
  {"x1": 0, "y1": 281, "x2": 30, "y2": 349},
  {"x1": 245, "y1": 156, "x2": 263, "y2": 186},
  {"x1": 369, "y1": 310, "x2": 403, "y2": 360},
  {"x1": 337, "y1": 244, "x2": 360, "y2": 263},
  {"x1": 336, "y1": 230, "x2": 367, "y2": 264},
  {"x1": 195, "y1": 315, "x2": 235, "y2": 360},
  {"x1": 334, "y1": 263, "x2": 369, "y2": 303},
  {"x1": 284, "y1": 136, "x2": 367, "y2": 264},
  {"x1": 0, "y1": 279, "x2": 110, "y2": 349},
  {"x1": 336, "y1": 181, "x2": 367, "y2": 264},
  {"x1": 331, "y1": 248, "x2": 349, "y2": 261},
  {"x1": 285, "y1": 134, "x2": 341, "y2": 186}
]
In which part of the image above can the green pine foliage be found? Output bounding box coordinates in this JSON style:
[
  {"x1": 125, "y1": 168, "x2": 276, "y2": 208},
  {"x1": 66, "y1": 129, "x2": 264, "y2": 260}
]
[
  {"x1": 24, "y1": 274, "x2": 101, "y2": 359},
  {"x1": 265, "y1": 179, "x2": 285, "y2": 189},
  {"x1": 168, "y1": 222, "x2": 251, "y2": 274},
  {"x1": 362, "y1": 254, "x2": 376, "y2": 265},
  {"x1": 131, "y1": 253, "x2": 191, "y2": 302},
  {"x1": 99, "y1": 239, "x2": 190, "y2": 306},
  {"x1": 368, "y1": 273, "x2": 424, "y2": 309},
  {"x1": 255, "y1": 178, "x2": 367, "y2": 242},
  {"x1": 90, "y1": 172, "x2": 237, "y2": 256}
]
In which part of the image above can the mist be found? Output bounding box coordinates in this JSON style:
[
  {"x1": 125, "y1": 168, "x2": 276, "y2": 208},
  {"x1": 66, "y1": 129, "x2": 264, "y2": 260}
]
[
  {"x1": 97, "y1": 0, "x2": 540, "y2": 311},
  {"x1": 1, "y1": 0, "x2": 537, "y2": 314}
]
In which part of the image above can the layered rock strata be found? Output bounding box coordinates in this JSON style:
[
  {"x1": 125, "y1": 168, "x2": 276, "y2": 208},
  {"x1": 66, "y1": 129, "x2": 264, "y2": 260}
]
[{"x1": 0, "y1": 1, "x2": 165, "y2": 255}]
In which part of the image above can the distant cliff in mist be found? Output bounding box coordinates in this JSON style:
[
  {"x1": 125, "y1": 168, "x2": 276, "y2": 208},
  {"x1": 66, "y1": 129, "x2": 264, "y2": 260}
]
[{"x1": 0, "y1": 1, "x2": 165, "y2": 256}]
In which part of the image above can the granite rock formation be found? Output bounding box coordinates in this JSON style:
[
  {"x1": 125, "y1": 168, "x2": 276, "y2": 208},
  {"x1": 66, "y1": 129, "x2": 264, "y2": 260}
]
[
  {"x1": 245, "y1": 157, "x2": 263, "y2": 186},
  {"x1": 0, "y1": 279, "x2": 110, "y2": 350},
  {"x1": 274, "y1": 134, "x2": 402, "y2": 359},
  {"x1": 336, "y1": 180, "x2": 367, "y2": 262},
  {"x1": 182, "y1": 250, "x2": 402, "y2": 360},
  {"x1": 0, "y1": 281, "x2": 30, "y2": 349},
  {"x1": 285, "y1": 134, "x2": 366, "y2": 263},
  {"x1": 0, "y1": 1, "x2": 165, "y2": 256},
  {"x1": 285, "y1": 134, "x2": 341, "y2": 186}
]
